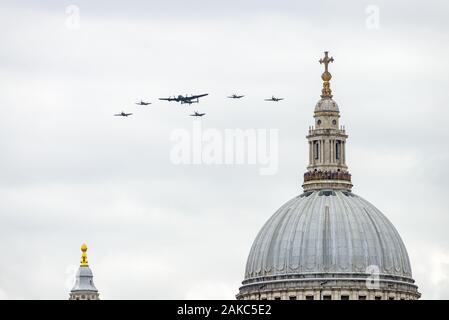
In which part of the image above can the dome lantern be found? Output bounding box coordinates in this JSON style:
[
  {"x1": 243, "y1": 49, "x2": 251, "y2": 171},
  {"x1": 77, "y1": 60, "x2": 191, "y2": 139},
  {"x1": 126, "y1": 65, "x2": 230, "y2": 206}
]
[{"x1": 304, "y1": 51, "x2": 352, "y2": 192}]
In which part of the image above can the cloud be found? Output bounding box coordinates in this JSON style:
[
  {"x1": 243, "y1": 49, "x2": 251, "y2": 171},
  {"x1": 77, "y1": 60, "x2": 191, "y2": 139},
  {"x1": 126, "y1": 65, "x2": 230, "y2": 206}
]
[
  {"x1": 0, "y1": 288, "x2": 8, "y2": 300},
  {"x1": 0, "y1": 0, "x2": 448, "y2": 299}
]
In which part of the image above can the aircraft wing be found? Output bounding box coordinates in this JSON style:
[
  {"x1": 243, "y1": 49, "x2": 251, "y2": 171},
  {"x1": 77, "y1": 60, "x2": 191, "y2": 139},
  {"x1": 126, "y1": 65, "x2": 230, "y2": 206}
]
[{"x1": 189, "y1": 93, "x2": 209, "y2": 99}]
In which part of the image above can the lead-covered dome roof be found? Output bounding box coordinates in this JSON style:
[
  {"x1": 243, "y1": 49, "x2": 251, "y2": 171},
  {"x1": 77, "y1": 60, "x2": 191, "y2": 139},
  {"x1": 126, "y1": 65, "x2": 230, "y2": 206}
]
[
  {"x1": 71, "y1": 266, "x2": 98, "y2": 292},
  {"x1": 244, "y1": 190, "x2": 413, "y2": 281}
]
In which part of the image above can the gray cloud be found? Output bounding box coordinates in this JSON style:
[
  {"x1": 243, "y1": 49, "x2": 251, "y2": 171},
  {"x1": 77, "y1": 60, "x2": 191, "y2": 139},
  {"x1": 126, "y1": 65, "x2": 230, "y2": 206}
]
[{"x1": 0, "y1": 0, "x2": 448, "y2": 299}]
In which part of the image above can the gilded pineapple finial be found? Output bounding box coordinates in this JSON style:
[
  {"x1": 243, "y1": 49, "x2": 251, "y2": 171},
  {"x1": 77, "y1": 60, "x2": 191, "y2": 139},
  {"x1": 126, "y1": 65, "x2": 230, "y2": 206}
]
[{"x1": 80, "y1": 243, "x2": 89, "y2": 266}]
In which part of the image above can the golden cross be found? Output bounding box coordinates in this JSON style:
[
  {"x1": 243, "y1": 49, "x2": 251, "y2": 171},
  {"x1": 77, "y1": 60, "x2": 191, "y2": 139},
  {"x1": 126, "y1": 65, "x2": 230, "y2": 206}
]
[{"x1": 319, "y1": 51, "x2": 334, "y2": 73}]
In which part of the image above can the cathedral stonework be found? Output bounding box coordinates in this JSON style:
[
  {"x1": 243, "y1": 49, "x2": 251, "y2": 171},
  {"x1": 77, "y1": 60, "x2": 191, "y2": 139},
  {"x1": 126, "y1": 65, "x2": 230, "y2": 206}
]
[{"x1": 236, "y1": 52, "x2": 420, "y2": 300}]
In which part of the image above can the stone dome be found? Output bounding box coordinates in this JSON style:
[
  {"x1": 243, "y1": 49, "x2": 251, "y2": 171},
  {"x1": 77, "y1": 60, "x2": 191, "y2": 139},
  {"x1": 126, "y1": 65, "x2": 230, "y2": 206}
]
[
  {"x1": 315, "y1": 97, "x2": 339, "y2": 112},
  {"x1": 238, "y1": 190, "x2": 420, "y2": 300},
  {"x1": 244, "y1": 190, "x2": 412, "y2": 280}
]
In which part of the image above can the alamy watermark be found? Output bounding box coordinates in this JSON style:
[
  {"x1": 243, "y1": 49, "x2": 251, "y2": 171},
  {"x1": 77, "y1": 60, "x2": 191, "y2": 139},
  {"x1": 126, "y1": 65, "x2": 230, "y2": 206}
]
[
  {"x1": 65, "y1": 5, "x2": 81, "y2": 30},
  {"x1": 170, "y1": 121, "x2": 279, "y2": 175},
  {"x1": 365, "y1": 5, "x2": 380, "y2": 30},
  {"x1": 365, "y1": 265, "x2": 381, "y2": 290}
]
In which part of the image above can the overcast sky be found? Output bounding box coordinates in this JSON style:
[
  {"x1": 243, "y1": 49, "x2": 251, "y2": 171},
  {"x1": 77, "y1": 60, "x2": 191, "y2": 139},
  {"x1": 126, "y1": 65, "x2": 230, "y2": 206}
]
[{"x1": 1, "y1": 0, "x2": 448, "y2": 299}]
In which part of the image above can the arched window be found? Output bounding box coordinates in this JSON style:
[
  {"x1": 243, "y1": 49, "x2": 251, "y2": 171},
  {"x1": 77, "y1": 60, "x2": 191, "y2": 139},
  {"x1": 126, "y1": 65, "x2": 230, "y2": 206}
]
[
  {"x1": 314, "y1": 141, "x2": 319, "y2": 160},
  {"x1": 336, "y1": 140, "x2": 341, "y2": 160}
]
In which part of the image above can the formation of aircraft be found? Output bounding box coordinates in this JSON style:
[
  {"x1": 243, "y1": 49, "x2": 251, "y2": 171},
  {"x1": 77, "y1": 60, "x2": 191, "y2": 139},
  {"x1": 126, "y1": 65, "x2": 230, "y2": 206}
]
[
  {"x1": 115, "y1": 94, "x2": 208, "y2": 118},
  {"x1": 265, "y1": 96, "x2": 284, "y2": 102},
  {"x1": 190, "y1": 111, "x2": 206, "y2": 117},
  {"x1": 115, "y1": 92, "x2": 286, "y2": 118},
  {"x1": 228, "y1": 94, "x2": 245, "y2": 99},
  {"x1": 114, "y1": 111, "x2": 133, "y2": 117},
  {"x1": 159, "y1": 93, "x2": 209, "y2": 105}
]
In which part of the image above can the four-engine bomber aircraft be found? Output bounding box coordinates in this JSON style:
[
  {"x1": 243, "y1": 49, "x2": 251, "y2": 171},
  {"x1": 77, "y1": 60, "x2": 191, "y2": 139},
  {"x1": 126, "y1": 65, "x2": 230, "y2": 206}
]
[
  {"x1": 114, "y1": 111, "x2": 133, "y2": 117},
  {"x1": 265, "y1": 96, "x2": 284, "y2": 102},
  {"x1": 135, "y1": 100, "x2": 151, "y2": 105},
  {"x1": 190, "y1": 111, "x2": 206, "y2": 117},
  {"x1": 227, "y1": 94, "x2": 245, "y2": 99},
  {"x1": 159, "y1": 93, "x2": 209, "y2": 105}
]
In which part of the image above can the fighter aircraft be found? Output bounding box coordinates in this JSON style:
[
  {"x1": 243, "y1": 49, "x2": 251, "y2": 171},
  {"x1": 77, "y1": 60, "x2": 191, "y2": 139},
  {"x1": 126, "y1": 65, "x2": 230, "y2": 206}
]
[
  {"x1": 135, "y1": 100, "x2": 151, "y2": 105},
  {"x1": 159, "y1": 93, "x2": 208, "y2": 105},
  {"x1": 227, "y1": 94, "x2": 245, "y2": 99},
  {"x1": 265, "y1": 96, "x2": 284, "y2": 102},
  {"x1": 114, "y1": 111, "x2": 133, "y2": 117},
  {"x1": 190, "y1": 111, "x2": 206, "y2": 117}
]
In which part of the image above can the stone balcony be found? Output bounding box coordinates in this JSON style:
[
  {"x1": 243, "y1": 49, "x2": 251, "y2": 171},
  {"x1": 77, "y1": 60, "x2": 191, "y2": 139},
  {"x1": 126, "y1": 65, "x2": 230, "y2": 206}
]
[{"x1": 302, "y1": 170, "x2": 353, "y2": 191}]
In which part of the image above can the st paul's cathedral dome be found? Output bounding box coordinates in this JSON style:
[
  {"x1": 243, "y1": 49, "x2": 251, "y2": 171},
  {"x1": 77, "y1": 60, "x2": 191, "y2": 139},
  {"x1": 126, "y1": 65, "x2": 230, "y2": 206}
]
[{"x1": 237, "y1": 52, "x2": 420, "y2": 300}]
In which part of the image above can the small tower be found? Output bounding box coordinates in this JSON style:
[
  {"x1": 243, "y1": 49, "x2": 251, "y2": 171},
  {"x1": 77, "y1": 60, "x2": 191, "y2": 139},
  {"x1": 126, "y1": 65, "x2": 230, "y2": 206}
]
[
  {"x1": 69, "y1": 243, "x2": 100, "y2": 300},
  {"x1": 303, "y1": 51, "x2": 353, "y2": 192}
]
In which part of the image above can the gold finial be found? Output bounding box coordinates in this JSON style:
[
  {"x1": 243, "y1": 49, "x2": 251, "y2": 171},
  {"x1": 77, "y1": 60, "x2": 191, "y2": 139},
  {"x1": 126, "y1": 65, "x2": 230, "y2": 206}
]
[
  {"x1": 319, "y1": 51, "x2": 334, "y2": 98},
  {"x1": 80, "y1": 243, "x2": 89, "y2": 266}
]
